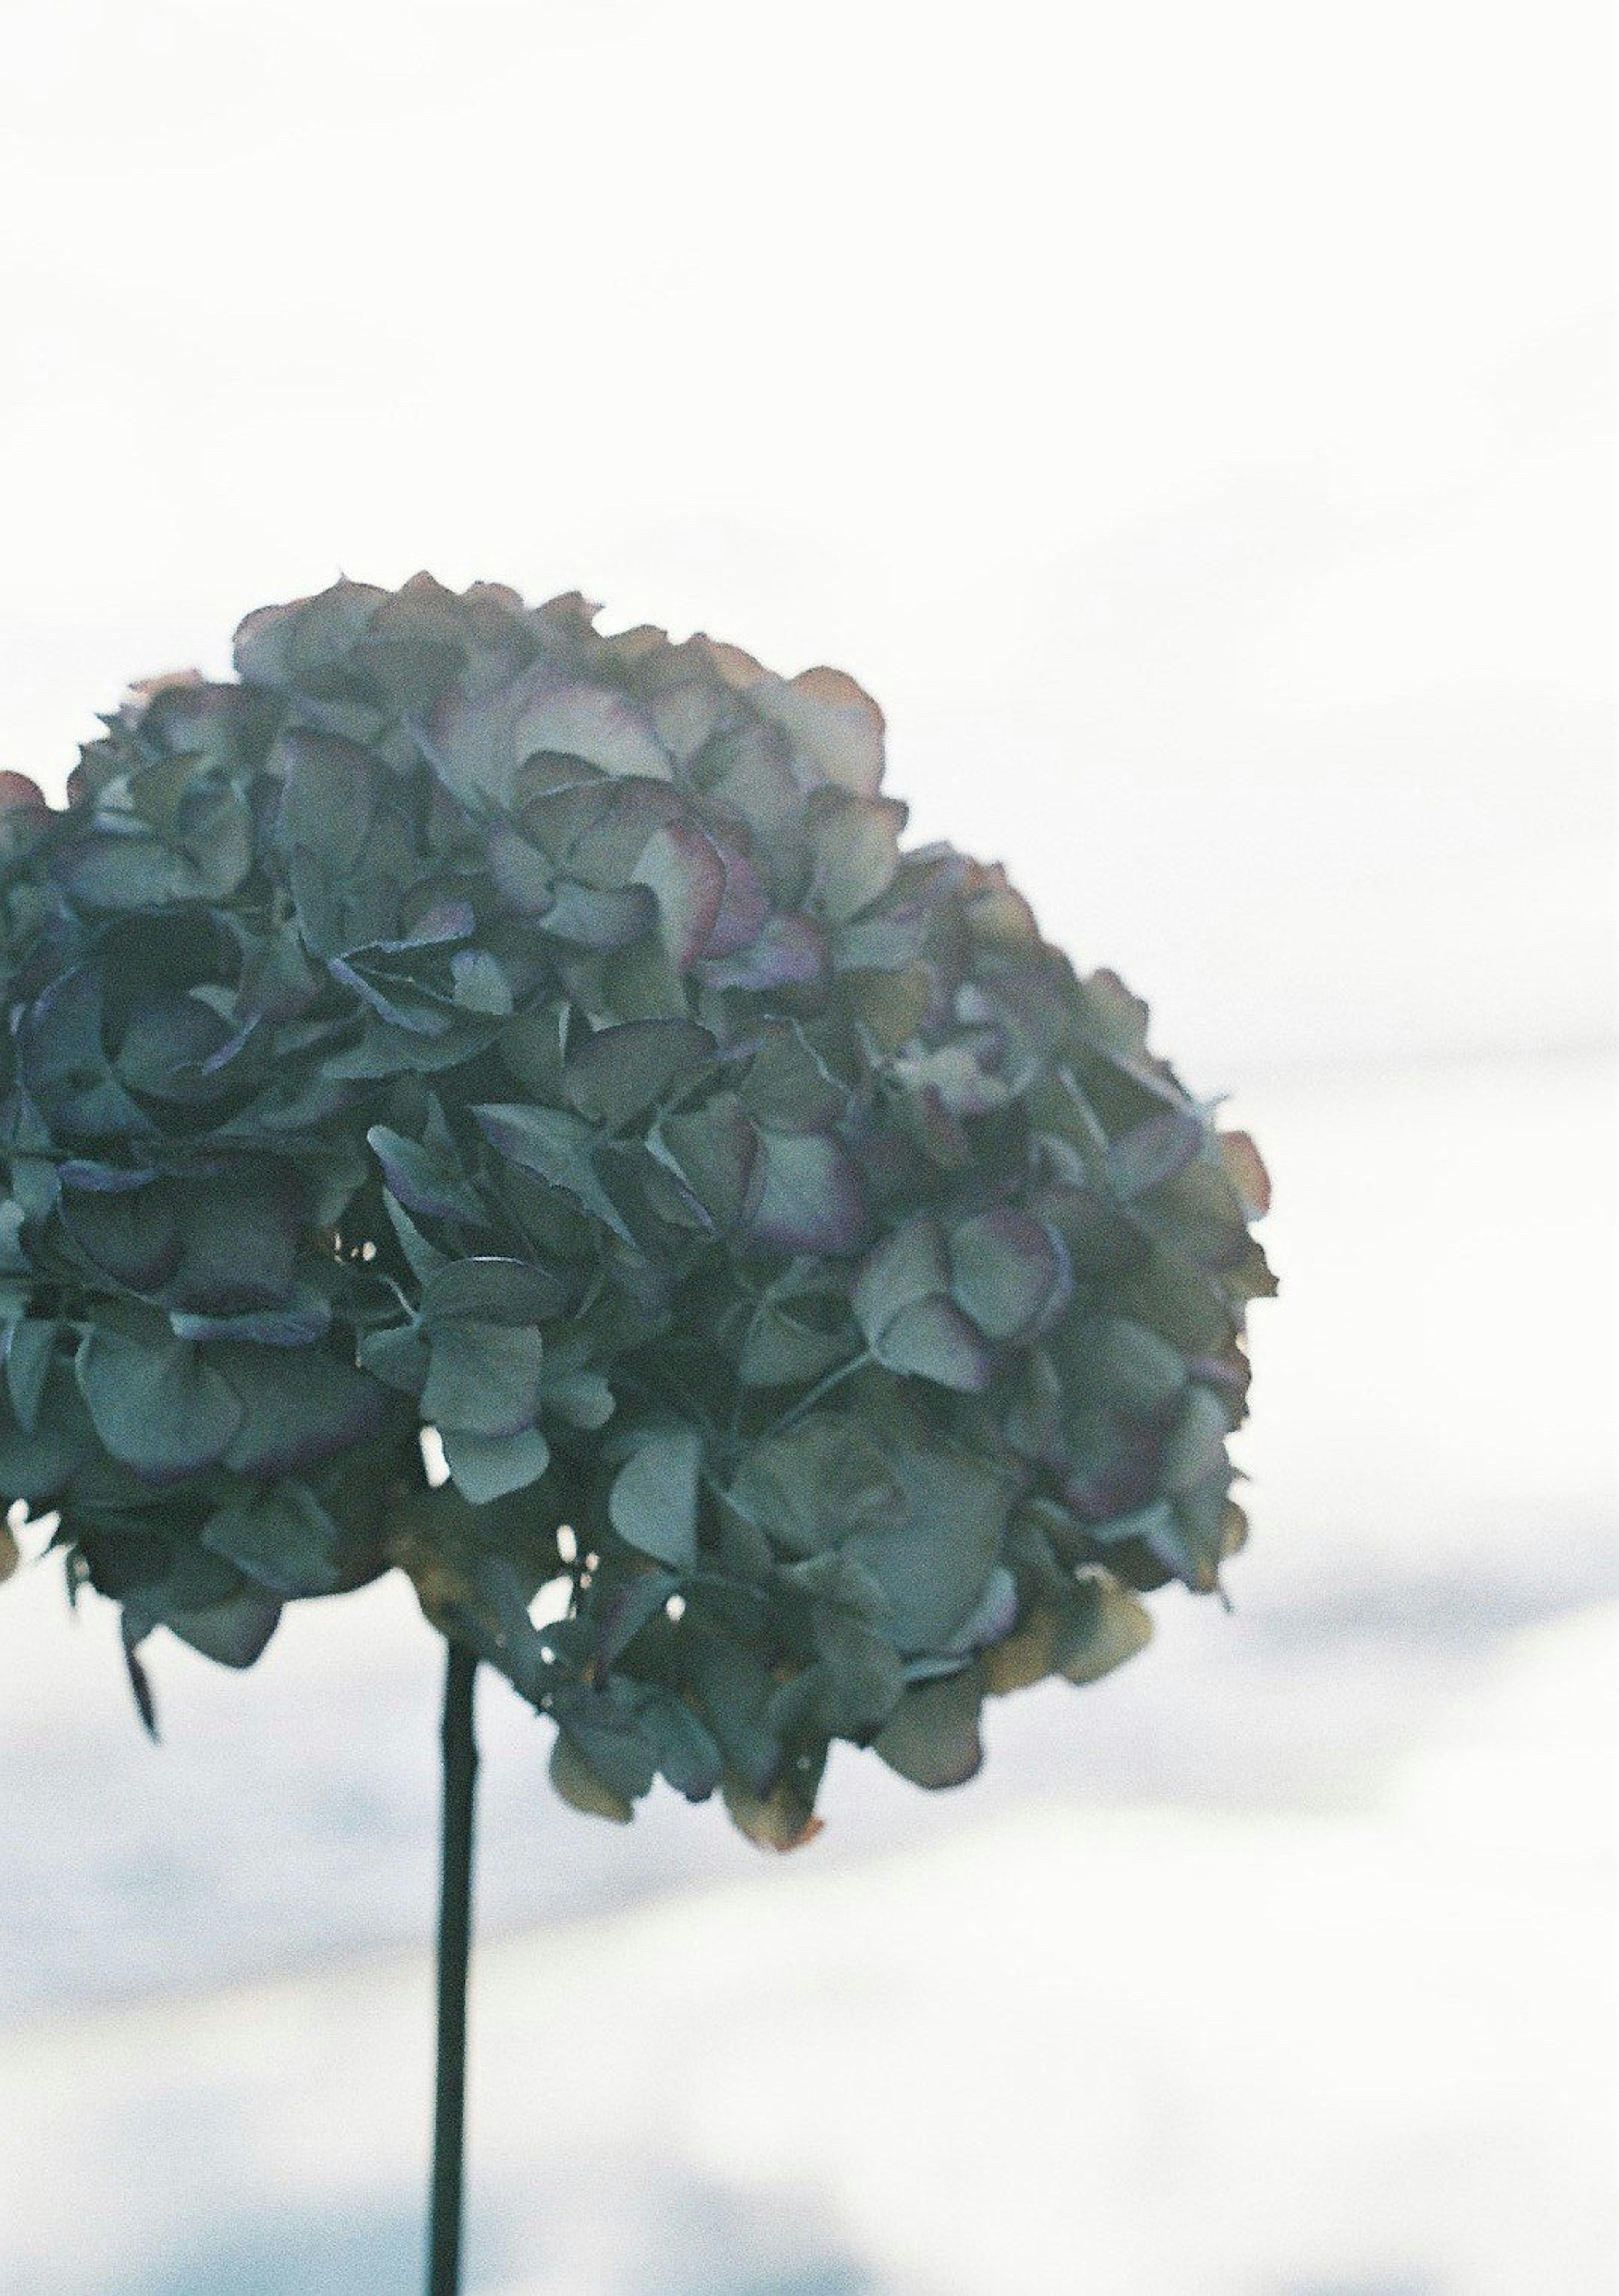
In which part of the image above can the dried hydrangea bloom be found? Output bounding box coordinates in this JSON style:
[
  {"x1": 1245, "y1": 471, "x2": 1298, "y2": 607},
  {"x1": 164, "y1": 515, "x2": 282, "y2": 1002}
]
[{"x1": 0, "y1": 576, "x2": 1273, "y2": 1846}]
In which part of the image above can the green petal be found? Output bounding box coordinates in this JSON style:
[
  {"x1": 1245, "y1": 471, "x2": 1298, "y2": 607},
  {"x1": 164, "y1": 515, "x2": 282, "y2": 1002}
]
[
  {"x1": 441, "y1": 1424, "x2": 552, "y2": 1504},
  {"x1": 202, "y1": 1483, "x2": 347, "y2": 1599},
  {"x1": 76, "y1": 1330, "x2": 242, "y2": 1483},
  {"x1": 608, "y1": 1425, "x2": 701, "y2": 1569}
]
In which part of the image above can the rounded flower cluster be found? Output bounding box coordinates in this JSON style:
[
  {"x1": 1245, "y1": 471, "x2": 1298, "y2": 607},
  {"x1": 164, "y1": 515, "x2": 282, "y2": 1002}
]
[{"x1": 0, "y1": 577, "x2": 1273, "y2": 1845}]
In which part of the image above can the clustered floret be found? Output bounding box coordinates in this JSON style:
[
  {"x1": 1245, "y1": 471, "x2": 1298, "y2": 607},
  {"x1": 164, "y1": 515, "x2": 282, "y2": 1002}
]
[{"x1": 0, "y1": 576, "x2": 1273, "y2": 1845}]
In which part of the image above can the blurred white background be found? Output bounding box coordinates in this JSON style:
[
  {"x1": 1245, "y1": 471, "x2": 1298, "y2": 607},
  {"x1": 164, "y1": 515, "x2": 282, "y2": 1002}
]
[{"x1": 0, "y1": 5, "x2": 1613, "y2": 2293}]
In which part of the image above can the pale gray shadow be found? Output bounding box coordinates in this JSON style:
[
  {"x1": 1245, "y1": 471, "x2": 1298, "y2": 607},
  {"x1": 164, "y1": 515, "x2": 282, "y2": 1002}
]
[
  {"x1": 116, "y1": 2179, "x2": 876, "y2": 2296},
  {"x1": 121, "y1": 2202, "x2": 473, "y2": 2296},
  {"x1": 1273, "y1": 2279, "x2": 1439, "y2": 2296}
]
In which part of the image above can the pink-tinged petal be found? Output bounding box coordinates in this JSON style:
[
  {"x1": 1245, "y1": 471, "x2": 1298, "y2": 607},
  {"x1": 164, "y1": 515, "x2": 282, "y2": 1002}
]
[
  {"x1": 870, "y1": 1296, "x2": 995, "y2": 1392},
  {"x1": 487, "y1": 827, "x2": 556, "y2": 915},
  {"x1": 696, "y1": 914, "x2": 829, "y2": 993},
  {"x1": 423, "y1": 664, "x2": 670, "y2": 810},
  {"x1": 746, "y1": 1131, "x2": 870, "y2": 1257},
  {"x1": 633, "y1": 821, "x2": 726, "y2": 972},
  {"x1": 701, "y1": 837, "x2": 770, "y2": 959},
  {"x1": 1104, "y1": 1109, "x2": 1206, "y2": 1201},
  {"x1": 383, "y1": 900, "x2": 476, "y2": 947},
  {"x1": 852, "y1": 1216, "x2": 951, "y2": 1340},
  {"x1": 948, "y1": 1208, "x2": 1073, "y2": 1343},
  {"x1": 653, "y1": 1094, "x2": 763, "y2": 1234},
  {"x1": 752, "y1": 665, "x2": 886, "y2": 797},
  {"x1": 488, "y1": 828, "x2": 655, "y2": 947},
  {"x1": 697, "y1": 721, "x2": 805, "y2": 854},
  {"x1": 807, "y1": 790, "x2": 907, "y2": 923},
  {"x1": 510, "y1": 674, "x2": 672, "y2": 782},
  {"x1": 1218, "y1": 1130, "x2": 1272, "y2": 1219},
  {"x1": 558, "y1": 775, "x2": 685, "y2": 883},
  {"x1": 0, "y1": 773, "x2": 49, "y2": 820},
  {"x1": 231, "y1": 581, "x2": 389, "y2": 684},
  {"x1": 648, "y1": 678, "x2": 726, "y2": 765},
  {"x1": 691, "y1": 634, "x2": 768, "y2": 692}
]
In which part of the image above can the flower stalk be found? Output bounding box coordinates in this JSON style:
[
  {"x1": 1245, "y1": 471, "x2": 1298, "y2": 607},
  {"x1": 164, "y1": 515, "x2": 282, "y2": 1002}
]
[{"x1": 428, "y1": 1641, "x2": 479, "y2": 2296}]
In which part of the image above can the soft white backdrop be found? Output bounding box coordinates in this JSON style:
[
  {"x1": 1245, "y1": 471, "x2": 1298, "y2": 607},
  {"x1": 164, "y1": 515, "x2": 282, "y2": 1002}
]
[
  {"x1": 3, "y1": 0, "x2": 1610, "y2": 1076},
  {"x1": 0, "y1": 5, "x2": 1613, "y2": 2293}
]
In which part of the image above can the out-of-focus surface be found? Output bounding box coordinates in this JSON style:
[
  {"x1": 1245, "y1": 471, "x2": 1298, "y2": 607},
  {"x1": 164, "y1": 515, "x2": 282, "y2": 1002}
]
[{"x1": 0, "y1": 1, "x2": 1613, "y2": 2290}]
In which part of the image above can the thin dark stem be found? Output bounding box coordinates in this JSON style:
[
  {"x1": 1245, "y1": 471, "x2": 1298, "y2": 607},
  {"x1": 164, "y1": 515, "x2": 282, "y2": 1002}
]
[
  {"x1": 766, "y1": 1347, "x2": 872, "y2": 1438},
  {"x1": 427, "y1": 1641, "x2": 479, "y2": 2296}
]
